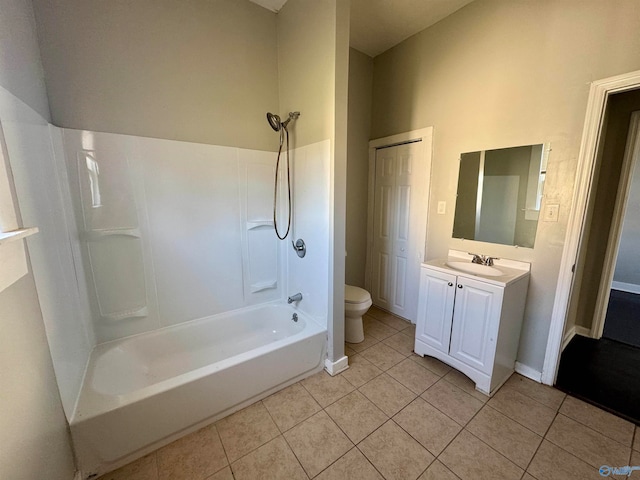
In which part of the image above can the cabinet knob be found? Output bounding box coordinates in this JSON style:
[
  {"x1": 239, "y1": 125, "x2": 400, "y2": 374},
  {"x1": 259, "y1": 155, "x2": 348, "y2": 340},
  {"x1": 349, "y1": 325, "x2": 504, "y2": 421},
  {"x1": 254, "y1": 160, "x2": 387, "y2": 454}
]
[
  {"x1": 447, "y1": 282, "x2": 453, "y2": 287},
  {"x1": 457, "y1": 284, "x2": 463, "y2": 288}
]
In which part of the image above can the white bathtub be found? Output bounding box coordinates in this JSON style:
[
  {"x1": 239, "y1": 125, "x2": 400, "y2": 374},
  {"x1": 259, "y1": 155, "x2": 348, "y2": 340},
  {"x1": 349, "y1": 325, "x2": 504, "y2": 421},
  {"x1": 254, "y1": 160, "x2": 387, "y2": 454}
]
[{"x1": 70, "y1": 303, "x2": 326, "y2": 478}]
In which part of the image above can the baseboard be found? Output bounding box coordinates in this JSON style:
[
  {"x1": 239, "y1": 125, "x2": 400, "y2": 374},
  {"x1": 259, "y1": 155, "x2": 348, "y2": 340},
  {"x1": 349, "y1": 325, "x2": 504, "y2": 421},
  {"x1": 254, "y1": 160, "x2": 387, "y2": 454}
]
[
  {"x1": 515, "y1": 362, "x2": 542, "y2": 383},
  {"x1": 562, "y1": 327, "x2": 576, "y2": 352},
  {"x1": 325, "y1": 356, "x2": 349, "y2": 376},
  {"x1": 575, "y1": 326, "x2": 591, "y2": 337},
  {"x1": 612, "y1": 281, "x2": 640, "y2": 294}
]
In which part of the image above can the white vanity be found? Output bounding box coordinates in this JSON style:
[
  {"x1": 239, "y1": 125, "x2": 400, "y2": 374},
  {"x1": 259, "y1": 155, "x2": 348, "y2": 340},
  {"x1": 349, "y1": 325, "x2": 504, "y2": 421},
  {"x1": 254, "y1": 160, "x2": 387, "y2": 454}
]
[{"x1": 414, "y1": 250, "x2": 530, "y2": 396}]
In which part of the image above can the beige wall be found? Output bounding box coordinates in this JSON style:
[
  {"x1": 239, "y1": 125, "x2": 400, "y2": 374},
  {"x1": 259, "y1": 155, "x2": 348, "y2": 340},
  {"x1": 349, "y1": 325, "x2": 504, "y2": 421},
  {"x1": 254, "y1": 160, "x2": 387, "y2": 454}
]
[
  {"x1": 0, "y1": 275, "x2": 76, "y2": 480},
  {"x1": 277, "y1": 0, "x2": 349, "y2": 362},
  {"x1": 346, "y1": 48, "x2": 373, "y2": 287},
  {"x1": 277, "y1": 0, "x2": 336, "y2": 148},
  {"x1": 0, "y1": 0, "x2": 50, "y2": 120},
  {"x1": 32, "y1": 0, "x2": 280, "y2": 151},
  {"x1": 372, "y1": 0, "x2": 640, "y2": 371},
  {"x1": 0, "y1": 1, "x2": 75, "y2": 478}
]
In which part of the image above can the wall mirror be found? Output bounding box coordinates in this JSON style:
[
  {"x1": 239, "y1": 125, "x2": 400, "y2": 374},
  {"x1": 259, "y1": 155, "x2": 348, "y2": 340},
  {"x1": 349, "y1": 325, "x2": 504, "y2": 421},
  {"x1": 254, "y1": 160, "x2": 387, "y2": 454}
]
[{"x1": 452, "y1": 143, "x2": 549, "y2": 248}]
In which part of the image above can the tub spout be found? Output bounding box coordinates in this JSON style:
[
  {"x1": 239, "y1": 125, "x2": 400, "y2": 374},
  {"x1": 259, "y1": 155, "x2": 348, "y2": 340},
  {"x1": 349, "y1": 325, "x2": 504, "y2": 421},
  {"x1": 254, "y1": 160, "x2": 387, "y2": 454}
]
[{"x1": 288, "y1": 293, "x2": 302, "y2": 304}]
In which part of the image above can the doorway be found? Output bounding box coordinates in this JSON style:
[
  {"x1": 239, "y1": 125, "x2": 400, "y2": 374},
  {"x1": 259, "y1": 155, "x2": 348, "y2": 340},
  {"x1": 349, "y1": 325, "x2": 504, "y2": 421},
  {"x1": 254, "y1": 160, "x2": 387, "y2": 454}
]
[
  {"x1": 555, "y1": 90, "x2": 640, "y2": 423},
  {"x1": 365, "y1": 128, "x2": 432, "y2": 324}
]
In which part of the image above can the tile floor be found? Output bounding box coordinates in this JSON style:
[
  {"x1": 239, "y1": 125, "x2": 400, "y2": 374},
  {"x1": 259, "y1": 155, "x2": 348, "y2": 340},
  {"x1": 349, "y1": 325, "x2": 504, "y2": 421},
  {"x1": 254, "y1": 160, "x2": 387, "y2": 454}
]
[{"x1": 99, "y1": 306, "x2": 640, "y2": 480}]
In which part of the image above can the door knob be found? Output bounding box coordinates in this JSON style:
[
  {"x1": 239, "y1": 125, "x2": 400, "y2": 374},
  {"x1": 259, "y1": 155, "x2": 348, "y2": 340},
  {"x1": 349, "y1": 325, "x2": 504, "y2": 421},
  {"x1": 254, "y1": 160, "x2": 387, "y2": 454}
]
[
  {"x1": 448, "y1": 282, "x2": 453, "y2": 287},
  {"x1": 457, "y1": 284, "x2": 463, "y2": 288}
]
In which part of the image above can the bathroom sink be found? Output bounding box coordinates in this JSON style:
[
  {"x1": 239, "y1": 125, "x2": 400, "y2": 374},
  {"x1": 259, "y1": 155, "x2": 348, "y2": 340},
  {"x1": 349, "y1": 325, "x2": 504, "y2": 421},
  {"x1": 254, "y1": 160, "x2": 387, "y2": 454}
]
[{"x1": 445, "y1": 261, "x2": 504, "y2": 277}]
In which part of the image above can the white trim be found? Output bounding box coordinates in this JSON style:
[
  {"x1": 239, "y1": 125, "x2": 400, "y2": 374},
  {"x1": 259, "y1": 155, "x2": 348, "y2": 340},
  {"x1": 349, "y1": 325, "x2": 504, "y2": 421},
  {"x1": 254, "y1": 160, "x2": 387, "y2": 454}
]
[
  {"x1": 364, "y1": 127, "x2": 433, "y2": 301},
  {"x1": 575, "y1": 326, "x2": 591, "y2": 337},
  {"x1": 542, "y1": 69, "x2": 640, "y2": 386},
  {"x1": 324, "y1": 355, "x2": 349, "y2": 376},
  {"x1": 561, "y1": 327, "x2": 576, "y2": 352},
  {"x1": 611, "y1": 281, "x2": 640, "y2": 294},
  {"x1": 514, "y1": 362, "x2": 542, "y2": 383},
  {"x1": 591, "y1": 112, "x2": 640, "y2": 339}
]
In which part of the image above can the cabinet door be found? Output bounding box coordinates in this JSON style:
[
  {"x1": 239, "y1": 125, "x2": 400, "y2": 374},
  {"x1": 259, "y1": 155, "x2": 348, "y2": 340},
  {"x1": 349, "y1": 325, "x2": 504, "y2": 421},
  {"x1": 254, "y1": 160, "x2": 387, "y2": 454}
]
[
  {"x1": 449, "y1": 277, "x2": 503, "y2": 374},
  {"x1": 416, "y1": 268, "x2": 456, "y2": 353}
]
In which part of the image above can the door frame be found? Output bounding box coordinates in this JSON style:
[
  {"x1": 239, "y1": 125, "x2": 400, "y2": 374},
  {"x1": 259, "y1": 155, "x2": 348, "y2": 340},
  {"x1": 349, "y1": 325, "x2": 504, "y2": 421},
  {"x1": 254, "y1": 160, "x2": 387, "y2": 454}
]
[
  {"x1": 591, "y1": 112, "x2": 640, "y2": 338},
  {"x1": 542, "y1": 69, "x2": 640, "y2": 386},
  {"x1": 364, "y1": 127, "x2": 433, "y2": 319}
]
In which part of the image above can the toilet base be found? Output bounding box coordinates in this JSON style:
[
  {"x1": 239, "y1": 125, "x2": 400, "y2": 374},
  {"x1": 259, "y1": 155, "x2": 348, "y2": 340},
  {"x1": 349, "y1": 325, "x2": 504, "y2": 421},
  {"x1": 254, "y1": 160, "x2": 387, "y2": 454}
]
[{"x1": 345, "y1": 315, "x2": 365, "y2": 343}]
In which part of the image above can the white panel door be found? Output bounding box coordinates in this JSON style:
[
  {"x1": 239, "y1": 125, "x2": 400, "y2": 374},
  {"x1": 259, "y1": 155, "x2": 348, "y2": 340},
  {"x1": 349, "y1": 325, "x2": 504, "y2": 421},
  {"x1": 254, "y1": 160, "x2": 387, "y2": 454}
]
[
  {"x1": 449, "y1": 277, "x2": 503, "y2": 374},
  {"x1": 415, "y1": 268, "x2": 456, "y2": 353},
  {"x1": 371, "y1": 141, "x2": 425, "y2": 322}
]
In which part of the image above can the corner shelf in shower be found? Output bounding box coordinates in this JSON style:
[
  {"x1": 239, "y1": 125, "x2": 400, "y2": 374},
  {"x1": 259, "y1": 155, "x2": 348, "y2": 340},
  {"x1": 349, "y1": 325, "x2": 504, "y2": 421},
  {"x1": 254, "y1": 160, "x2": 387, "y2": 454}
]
[
  {"x1": 101, "y1": 306, "x2": 148, "y2": 322},
  {"x1": 82, "y1": 227, "x2": 141, "y2": 241},
  {"x1": 250, "y1": 280, "x2": 277, "y2": 293},
  {"x1": 246, "y1": 220, "x2": 273, "y2": 230}
]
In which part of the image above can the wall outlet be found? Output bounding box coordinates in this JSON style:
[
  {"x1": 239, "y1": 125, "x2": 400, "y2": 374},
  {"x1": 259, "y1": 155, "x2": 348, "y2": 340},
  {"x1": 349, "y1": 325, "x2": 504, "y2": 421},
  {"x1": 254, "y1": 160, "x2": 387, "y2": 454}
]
[
  {"x1": 543, "y1": 204, "x2": 559, "y2": 222},
  {"x1": 437, "y1": 201, "x2": 446, "y2": 215}
]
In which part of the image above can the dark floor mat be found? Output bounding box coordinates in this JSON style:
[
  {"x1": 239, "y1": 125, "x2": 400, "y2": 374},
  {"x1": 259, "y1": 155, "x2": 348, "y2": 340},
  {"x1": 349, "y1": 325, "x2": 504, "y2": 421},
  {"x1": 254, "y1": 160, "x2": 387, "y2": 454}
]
[
  {"x1": 556, "y1": 335, "x2": 640, "y2": 425},
  {"x1": 603, "y1": 290, "x2": 640, "y2": 348}
]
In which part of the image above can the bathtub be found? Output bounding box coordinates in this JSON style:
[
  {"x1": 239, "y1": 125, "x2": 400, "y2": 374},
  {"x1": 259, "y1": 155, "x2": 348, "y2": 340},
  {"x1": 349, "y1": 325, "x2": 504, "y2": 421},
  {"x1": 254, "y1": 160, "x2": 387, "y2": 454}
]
[{"x1": 70, "y1": 303, "x2": 326, "y2": 478}]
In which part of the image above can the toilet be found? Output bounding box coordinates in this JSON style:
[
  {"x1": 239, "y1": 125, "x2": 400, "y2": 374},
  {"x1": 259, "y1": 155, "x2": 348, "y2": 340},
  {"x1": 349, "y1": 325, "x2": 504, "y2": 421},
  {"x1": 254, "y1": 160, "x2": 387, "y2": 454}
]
[{"x1": 344, "y1": 284, "x2": 373, "y2": 343}]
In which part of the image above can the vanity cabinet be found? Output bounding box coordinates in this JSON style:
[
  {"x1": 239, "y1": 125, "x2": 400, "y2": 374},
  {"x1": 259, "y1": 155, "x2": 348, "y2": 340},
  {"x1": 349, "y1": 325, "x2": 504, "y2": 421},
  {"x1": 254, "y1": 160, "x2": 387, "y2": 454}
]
[{"x1": 415, "y1": 259, "x2": 529, "y2": 396}]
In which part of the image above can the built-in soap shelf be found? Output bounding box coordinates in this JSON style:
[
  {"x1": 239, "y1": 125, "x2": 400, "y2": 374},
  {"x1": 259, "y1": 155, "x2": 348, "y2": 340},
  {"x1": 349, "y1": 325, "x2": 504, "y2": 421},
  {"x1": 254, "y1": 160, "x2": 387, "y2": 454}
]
[
  {"x1": 250, "y1": 280, "x2": 277, "y2": 293},
  {"x1": 246, "y1": 220, "x2": 273, "y2": 231},
  {"x1": 101, "y1": 306, "x2": 148, "y2": 322},
  {"x1": 82, "y1": 228, "x2": 141, "y2": 241}
]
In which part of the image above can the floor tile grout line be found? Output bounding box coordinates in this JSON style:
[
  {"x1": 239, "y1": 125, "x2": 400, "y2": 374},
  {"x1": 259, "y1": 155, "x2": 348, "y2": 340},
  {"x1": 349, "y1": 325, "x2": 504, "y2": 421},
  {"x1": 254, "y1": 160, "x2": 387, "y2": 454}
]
[
  {"x1": 482, "y1": 402, "x2": 546, "y2": 438},
  {"x1": 278, "y1": 431, "x2": 312, "y2": 479},
  {"x1": 554, "y1": 410, "x2": 633, "y2": 450},
  {"x1": 420, "y1": 376, "x2": 484, "y2": 427},
  {"x1": 210, "y1": 423, "x2": 232, "y2": 475},
  {"x1": 542, "y1": 412, "x2": 633, "y2": 470},
  {"x1": 524, "y1": 406, "x2": 629, "y2": 477},
  {"x1": 557, "y1": 398, "x2": 636, "y2": 448},
  {"x1": 462, "y1": 426, "x2": 527, "y2": 474},
  {"x1": 498, "y1": 381, "x2": 565, "y2": 412}
]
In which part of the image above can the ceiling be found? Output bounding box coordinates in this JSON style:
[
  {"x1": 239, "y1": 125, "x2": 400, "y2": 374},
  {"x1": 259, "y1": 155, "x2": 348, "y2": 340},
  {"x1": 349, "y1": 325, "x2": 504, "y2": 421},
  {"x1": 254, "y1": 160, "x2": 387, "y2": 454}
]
[{"x1": 249, "y1": 0, "x2": 474, "y2": 57}]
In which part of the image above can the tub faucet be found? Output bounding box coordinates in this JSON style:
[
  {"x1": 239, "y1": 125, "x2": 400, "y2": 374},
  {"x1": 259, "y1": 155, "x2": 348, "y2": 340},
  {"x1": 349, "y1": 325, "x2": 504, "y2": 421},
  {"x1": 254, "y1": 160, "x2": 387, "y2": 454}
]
[{"x1": 288, "y1": 293, "x2": 303, "y2": 304}]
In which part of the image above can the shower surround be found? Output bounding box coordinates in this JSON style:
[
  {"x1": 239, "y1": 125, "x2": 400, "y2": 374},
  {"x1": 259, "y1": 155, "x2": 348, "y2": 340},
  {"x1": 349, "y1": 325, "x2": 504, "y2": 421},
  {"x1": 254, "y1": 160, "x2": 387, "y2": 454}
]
[
  {"x1": 2, "y1": 84, "x2": 331, "y2": 477},
  {"x1": 60, "y1": 129, "x2": 331, "y2": 475}
]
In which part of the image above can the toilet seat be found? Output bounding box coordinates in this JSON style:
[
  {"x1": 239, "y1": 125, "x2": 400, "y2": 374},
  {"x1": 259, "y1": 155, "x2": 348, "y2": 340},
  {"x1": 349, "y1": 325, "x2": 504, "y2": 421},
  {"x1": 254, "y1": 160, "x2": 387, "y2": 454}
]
[{"x1": 345, "y1": 285, "x2": 371, "y2": 304}]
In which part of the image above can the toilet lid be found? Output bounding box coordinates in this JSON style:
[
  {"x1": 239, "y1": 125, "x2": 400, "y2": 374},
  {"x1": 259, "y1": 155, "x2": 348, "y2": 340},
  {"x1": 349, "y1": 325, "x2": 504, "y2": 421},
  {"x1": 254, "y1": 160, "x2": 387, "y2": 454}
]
[{"x1": 345, "y1": 285, "x2": 371, "y2": 304}]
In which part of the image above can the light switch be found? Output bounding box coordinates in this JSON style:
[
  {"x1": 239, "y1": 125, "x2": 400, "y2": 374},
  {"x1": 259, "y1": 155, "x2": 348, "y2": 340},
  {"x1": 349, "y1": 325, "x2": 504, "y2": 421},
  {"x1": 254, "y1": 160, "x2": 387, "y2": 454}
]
[
  {"x1": 437, "y1": 201, "x2": 446, "y2": 215},
  {"x1": 543, "y1": 204, "x2": 559, "y2": 222}
]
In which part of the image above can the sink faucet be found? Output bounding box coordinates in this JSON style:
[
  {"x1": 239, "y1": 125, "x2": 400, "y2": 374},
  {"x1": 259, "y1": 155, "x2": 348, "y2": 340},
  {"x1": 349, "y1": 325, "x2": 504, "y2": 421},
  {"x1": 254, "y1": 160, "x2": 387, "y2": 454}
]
[
  {"x1": 288, "y1": 292, "x2": 303, "y2": 304},
  {"x1": 468, "y1": 253, "x2": 499, "y2": 266}
]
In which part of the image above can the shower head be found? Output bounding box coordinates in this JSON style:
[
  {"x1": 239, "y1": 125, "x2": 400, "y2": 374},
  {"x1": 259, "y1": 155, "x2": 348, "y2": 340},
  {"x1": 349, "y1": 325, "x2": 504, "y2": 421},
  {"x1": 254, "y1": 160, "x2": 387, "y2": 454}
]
[
  {"x1": 266, "y1": 112, "x2": 282, "y2": 132},
  {"x1": 266, "y1": 111, "x2": 300, "y2": 132}
]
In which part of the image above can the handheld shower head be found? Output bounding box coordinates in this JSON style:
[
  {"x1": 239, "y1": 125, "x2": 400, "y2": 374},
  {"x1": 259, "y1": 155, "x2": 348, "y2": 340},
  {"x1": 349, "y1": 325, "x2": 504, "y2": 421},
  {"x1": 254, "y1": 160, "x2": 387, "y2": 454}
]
[
  {"x1": 266, "y1": 111, "x2": 300, "y2": 132},
  {"x1": 266, "y1": 112, "x2": 282, "y2": 132}
]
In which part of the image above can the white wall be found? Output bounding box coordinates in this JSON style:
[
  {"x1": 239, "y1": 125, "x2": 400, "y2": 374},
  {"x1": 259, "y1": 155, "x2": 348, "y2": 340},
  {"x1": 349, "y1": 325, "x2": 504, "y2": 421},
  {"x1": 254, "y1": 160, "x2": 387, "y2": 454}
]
[
  {"x1": 0, "y1": 0, "x2": 76, "y2": 477},
  {"x1": 32, "y1": 0, "x2": 280, "y2": 151},
  {"x1": 286, "y1": 140, "x2": 331, "y2": 326},
  {"x1": 371, "y1": 0, "x2": 640, "y2": 373}
]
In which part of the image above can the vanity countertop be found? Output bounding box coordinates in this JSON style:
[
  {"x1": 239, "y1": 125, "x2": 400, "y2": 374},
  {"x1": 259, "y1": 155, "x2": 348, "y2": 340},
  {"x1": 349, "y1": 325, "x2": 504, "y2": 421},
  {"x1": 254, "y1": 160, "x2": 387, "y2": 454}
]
[{"x1": 423, "y1": 250, "x2": 530, "y2": 287}]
